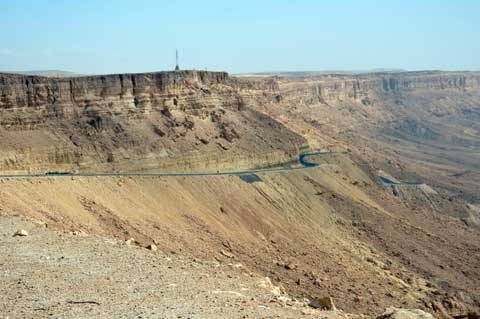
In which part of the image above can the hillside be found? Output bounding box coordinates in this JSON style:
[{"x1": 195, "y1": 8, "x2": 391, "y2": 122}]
[{"x1": 0, "y1": 70, "x2": 479, "y2": 318}]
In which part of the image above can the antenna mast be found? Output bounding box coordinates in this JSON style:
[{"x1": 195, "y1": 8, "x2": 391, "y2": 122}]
[{"x1": 175, "y1": 49, "x2": 180, "y2": 71}]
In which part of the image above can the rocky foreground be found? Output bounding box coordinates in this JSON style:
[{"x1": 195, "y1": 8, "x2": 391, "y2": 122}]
[{"x1": 1, "y1": 215, "x2": 436, "y2": 319}]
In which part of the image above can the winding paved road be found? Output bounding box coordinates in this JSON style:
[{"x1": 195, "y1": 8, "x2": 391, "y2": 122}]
[
  {"x1": 379, "y1": 176, "x2": 424, "y2": 186},
  {"x1": 0, "y1": 152, "x2": 334, "y2": 179}
]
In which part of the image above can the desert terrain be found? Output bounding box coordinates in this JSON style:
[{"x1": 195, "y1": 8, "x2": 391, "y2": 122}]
[{"x1": 0, "y1": 70, "x2": 479, "y2": 318}]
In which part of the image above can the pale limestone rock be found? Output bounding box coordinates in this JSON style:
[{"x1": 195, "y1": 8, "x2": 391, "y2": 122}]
[
  {"x1": 377, "y1": 307, "x2": 435, "y2": 319},
  {"x1": 13, "y1": 229, "x2": 28, "y2": 237}
]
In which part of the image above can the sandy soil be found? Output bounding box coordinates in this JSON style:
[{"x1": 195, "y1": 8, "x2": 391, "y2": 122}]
[{"x1": 0, "y1": 215, "x2": 361, "y2": 319}]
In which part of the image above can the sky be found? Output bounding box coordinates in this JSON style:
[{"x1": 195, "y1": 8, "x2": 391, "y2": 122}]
[{"x1": 1, "y1": 0, "x2": 479, "y2": 74}]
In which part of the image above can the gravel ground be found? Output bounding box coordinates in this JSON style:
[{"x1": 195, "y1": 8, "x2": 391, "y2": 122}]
[{"x1": 0, "y1": 216, "x2": 358, "y2": 319}]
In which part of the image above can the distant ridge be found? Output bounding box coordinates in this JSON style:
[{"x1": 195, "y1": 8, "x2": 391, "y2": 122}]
[
  {"x1": 2, "y1": 70, "x2": 85, "y2": 78},
  {"x1": 235, "y1": 69, "x2": 408, "y2": 77}
]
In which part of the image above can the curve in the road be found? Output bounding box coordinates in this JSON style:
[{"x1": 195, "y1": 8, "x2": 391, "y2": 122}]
[
  {"x1": 379, "y1": 176, "x2": 424, "y2": 187},
  {"x1": 0, "y1": 152, "x2": 334, "y2": 179}
]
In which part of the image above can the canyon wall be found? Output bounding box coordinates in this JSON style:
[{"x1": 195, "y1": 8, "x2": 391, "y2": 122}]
[
  {"x1": 0, "y1": 71, "x2": 231, "y2": 127},
  {"x1": 1, "y1": 70, "x2": 480, "y2": 173},
  {"x1": 0, "y1": 70, "x2": 302, "y2": 173},
  {"x1": 2, "y1": 70, "x2": 479, "y2": 128},
  {"x1": 261, "y1": 72, "x2": 480, "y2": 105}
]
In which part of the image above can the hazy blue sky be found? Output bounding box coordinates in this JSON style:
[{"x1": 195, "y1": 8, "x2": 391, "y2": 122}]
[{"x1": 1, "y1": 0, "x2": 479, "y2": 74}]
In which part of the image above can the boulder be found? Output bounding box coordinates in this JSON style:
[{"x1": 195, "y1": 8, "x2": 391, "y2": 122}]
[
  {"x1": 220, "y1": 250, "x2": 235, "y2": 259},
  {"x1": 309, "y1": 296, "x2": 336, "y2": 311},
  {"x1": 257, "y1": 277, "x2": 284, "y2": 296},
  {"x1": 125, "y1": 238, "x2": 136, "y2": 246},
  {"x1": 285, "y1": 262, "x2": 297, "y2": 270},
  {"x1": 377, "y1": 307, "x2": 434, "y2": 319},
  {"x1": 13, "y1": 229, "x2": 28, "y2": 237}
]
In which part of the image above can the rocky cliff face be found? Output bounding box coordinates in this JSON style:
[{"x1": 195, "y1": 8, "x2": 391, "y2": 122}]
[
  {"x1": 1, "y1": 70, "x2": 480, "y2": 173},
  {"x1": 2, "y1": 70, "x2": 478, "y2": 129},
  {"x1": 0, "y1": 71, "x2": 230, "y2": 127},
  {"x1": 244, "y1": 71, "x2": 480, "y2": 105},
  {"x1": 0, "y1": 70, "x2": 302, "y2": 173}
]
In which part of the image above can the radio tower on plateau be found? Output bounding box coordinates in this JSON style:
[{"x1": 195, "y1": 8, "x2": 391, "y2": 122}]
[{"x1": 175, "y1": 49, "x2": 180, "y2": 71}]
